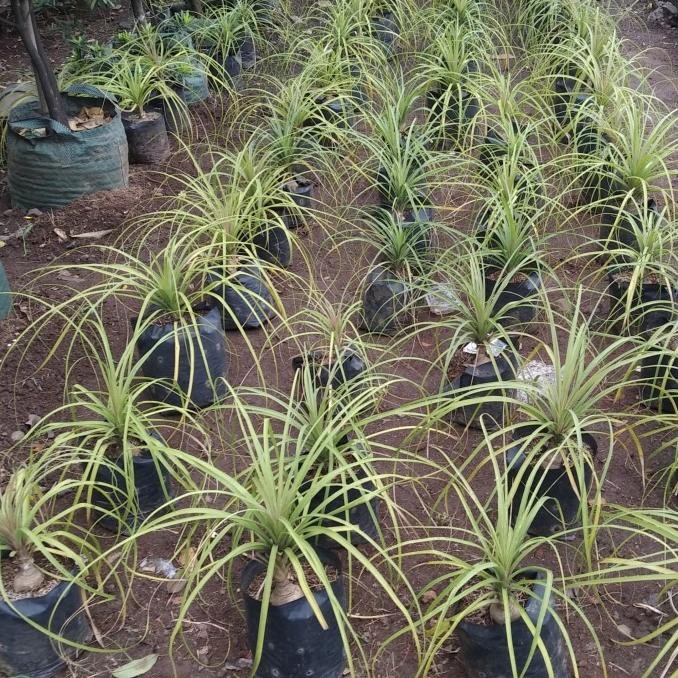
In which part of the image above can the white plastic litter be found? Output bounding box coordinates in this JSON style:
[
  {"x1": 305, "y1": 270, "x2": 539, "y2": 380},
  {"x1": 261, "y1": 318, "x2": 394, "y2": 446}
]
[
  {"x1": 426, "y1": 282, "x2": 461, "y2": 316},
  {"x1": 463, "y1": 338, "x2": 508, "y2": 357},
  {"x1": 139, "y1": 557, "x2": 178, "y2": 579},
  {"x1": 516, "y1": 360, "x2": 556, "y2": 403}
]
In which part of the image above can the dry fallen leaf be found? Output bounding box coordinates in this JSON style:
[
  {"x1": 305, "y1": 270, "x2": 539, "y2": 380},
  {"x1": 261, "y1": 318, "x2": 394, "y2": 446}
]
[
  {"x1": 69, "y1": 229, "x2": 114, "y2": 240},
  {"x1": 53, "y1": 228, "x2": 68, "y2": 242}
]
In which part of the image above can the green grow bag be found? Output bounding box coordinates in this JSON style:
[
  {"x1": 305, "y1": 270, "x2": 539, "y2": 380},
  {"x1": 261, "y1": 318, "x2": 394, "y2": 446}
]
[
  {"x1": 0, "y1": 260, "x2": 10, "y2": 320},
  {"x1": 7, "y1": 89, "x2": 129, "y2": 210}
]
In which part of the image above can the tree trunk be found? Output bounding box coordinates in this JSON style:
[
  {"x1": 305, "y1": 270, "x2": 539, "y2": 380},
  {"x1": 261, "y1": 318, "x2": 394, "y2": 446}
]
[
  {"x1": 130, "y1": 0, "x2": 147, "y2": 24},
  {"x1": 10, "y1": 0, "x2": 69, "y2": 127}
]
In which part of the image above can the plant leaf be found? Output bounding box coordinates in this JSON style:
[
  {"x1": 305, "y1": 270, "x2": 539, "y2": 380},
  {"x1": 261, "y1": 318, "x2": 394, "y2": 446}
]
[{"x1": 112, "y1": 654, "x2": 159, "y2": 678}]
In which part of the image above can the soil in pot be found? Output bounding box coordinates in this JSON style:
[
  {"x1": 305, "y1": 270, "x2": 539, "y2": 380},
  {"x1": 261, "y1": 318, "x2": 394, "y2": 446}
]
[
  {"x1": 445, "y1": 342, "x2": 516, "y2": 430},
  {"x1": 507, "y1": 428, "x2": 598, "y2": 537},
  {"x1": 0, "y1": 557, "x2": 91, "y2": 678},
  {"x1": 135, "y1": 305, "x2": 228, "y2": 409},
  {"x1": 485, "y1": 269, "x2": 543, "y2": 328},
  {"x1": 457, "y1": 572, "x2": 568, "y2": 678},
  {"x1": 242, "y1": 552, "x2": 345, "y2": 678},
  {"x1": 91, "y1": 445, "x2": 173, "y2": 533},
  {"x1": 122, "y1": 110, "x2": 170, "y2": 164},
  {"x1": 361, "y1": 264, "x2": 411, "y2": 335},
  {"x1": 641, "y1": 336, "x2": 678, "y2": 414}
]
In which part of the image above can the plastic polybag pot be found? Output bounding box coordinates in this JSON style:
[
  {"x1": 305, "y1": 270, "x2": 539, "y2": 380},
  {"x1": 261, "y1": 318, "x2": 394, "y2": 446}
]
[
  {"x1": 0, "y1": 261, "x2": 10, "y2": 320},
  {"x1": 308, "y1": 472, "x2": 380, "y2": 547},
  {"x1": 92, "y1": 450, "x2": 173, "y2": 532},
  {"x1": 507, "y1": 428, "x2": 598, "y2": 536},
  {"x1": 241, "y1": 551, "x2": 346, "y2": 678},
  {"x1": 362, "y1": 265, "x2": 410, "y2": 334},
  {"x1": 122, "y1": 111, "x2": 170, "y2": 164},
  {"x1": 252, "y1": 222, "x2": 292, "y2": 268},
  {"x1": 485, "y1": 270, "x2": 542, "y2": 327},
  {"x1": 641, "y1": 348, "x2": 678, "y2": 414},
  {"x1": 427, "y1": 85, "x2": 479, "y2": 143},
  {"x1": 292, "y1": 349, "x2": 366, "y2": 390},
  {"x1": 239, "y1": 35, "x2": 256, "y2": 69},
  {"x1": 213, "y1": 266, "x2": 274, "y2": 330},
  {"x1": 0, "y1": 578, "x2": 91, "y2": 678},
  {"x1": 478, "y1": 128, "x2": 508, "y2": 174},
  {"x1": 607, "y1": 274, "x2": 676, "y2": 336},
  {"x1": 371, "y1": 11, "x2": 398, "y2": 51},
  {"x1": 282, "y1": 177, "x2": 314, "y2": 230},
  {"x1": 135, "y1": 306, "x2": 228, "y2": 409},
  {"x1": 446, "y1": 351, "x2": 516, "y2": 430},
  {"x1": 7, "y1": 92, "x2": 129, "y2": 210},
  {"x1": 457, "y1": 572, "x2": 568, "y2": 678}
]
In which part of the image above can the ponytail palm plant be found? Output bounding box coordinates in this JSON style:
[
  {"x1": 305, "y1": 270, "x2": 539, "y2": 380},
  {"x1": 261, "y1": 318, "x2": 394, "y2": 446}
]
[
  {"x1": 355, "y1": 76, "x2": 439, "y2": 211},
  {"x1": 600, "y1": 200, "x2": 677, "y2": 334},
  {"x1": 0, "y1": 464, "x2": 98, "y2": 596},
  {"x1": 79, "y1": 54, "x2": 187, "y2": 123},
  {"x1": 124, "y1": 388, "x2": 421, "y2": 676},
  {"x1": 383, "y1": 445, "x2": 581, "y2": 678},
  {"x1": 26, "y1": 311, "x2": 206, "y2": 531}
]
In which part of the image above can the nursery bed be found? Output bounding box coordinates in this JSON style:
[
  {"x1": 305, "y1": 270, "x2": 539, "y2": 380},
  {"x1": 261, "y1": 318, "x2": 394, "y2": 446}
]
[{"x1": 0, "y1": 2, "x2": 676, "y2": 678}]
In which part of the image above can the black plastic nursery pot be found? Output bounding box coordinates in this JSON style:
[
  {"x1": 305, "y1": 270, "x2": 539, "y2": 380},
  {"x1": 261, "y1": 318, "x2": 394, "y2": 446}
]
[
  {"x1": 241, "y1": 551, "x2": 346, "y2": 678},
  {"x1": 361, "y1": 264, "x2": 411, "y2": 335},
  {"x1": 122, "y1": 111, "x2": 170, "y2": 164},
  {"x1": 0, "y1": 576, "x2": 91, "y2": 678},
  {"x1": 485, "y1": 270, "x2": 543, "y2": 328},
  {"x1": 239, "y1": 34, "x2": 256, "y2": 70},
  {"x1": 446, "y1": 349, "x2": 516, "y2": 430},
  {"x1": 7, "y1": 92, "x2": 129, "y2": 210},
  {"x1": 457, "y1": 572, "x2": 568, "y2": 678},
  {"x1": 213, "y1": 266, "x2": 275, "y2": 331},
  {"x1": 607, "y1": 273, "x2": 676, "y2": 336},
  {"x1": 308, "y1": 472, "x2": 381, "y2": 548},
  {"x1": 135, "y1": 305, "x2": 228, "y2": 409},
  {"x1": 599, "y1": 199, "x2": 659, "y2": 253},
  {"x1": 507, "y1": 428, "x2": 598, "y2": 537},
  {"x1": 371, "y1": 10, "x2": 399, "y2": 51},
  {"x1": 281, "y1": 177, "x2": 314, "y2": 230},
  {"x1": 252, "y1": 221, "x2": 292, "y2": 268},
  {"x1": 426, "y1": 85, "x2": 479, "y2": 144},
  {"x1": 292, "y1": 349, "x2": 366, "y2": 390},
  {"x1": 641, "y1": 348, "x2": 678, "y2": 414},
  {"x1": 92, "y1": 450, "x2": 173, "y2": 532},
  {"x1": 478, "y1": 128, "x2": 508, "y2": 174}
]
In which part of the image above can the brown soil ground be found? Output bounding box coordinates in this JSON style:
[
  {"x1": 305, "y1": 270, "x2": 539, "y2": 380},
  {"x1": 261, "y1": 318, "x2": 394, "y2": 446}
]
[{"x1": 0, "y1": 3, "x2": 676, "y2": 678}]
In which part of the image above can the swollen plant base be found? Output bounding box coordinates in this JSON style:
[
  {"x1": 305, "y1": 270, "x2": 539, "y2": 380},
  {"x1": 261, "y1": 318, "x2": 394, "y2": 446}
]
[
  {"x1": 241, "y1": 551, "x2": 346, "y2": 678},
  {"x1": 0, "y1": 575, "x2": 91, "y2": 678},
  {"x1": 458, "y1": 573, "x2": 568, "y2": 678}
]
